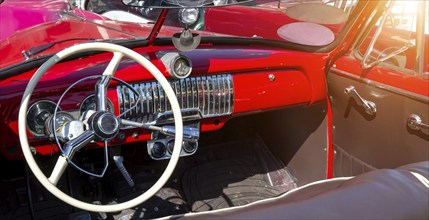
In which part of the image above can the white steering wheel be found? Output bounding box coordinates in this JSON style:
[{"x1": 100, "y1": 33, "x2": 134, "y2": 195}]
[{"x1": 18, "y1": 42, "x2": 183, "y2": 212}]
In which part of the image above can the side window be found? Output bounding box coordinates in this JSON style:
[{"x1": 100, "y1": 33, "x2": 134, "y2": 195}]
[
  {"x1": 357, "y1": 0, "x2": 428, "y2": 76},
  {"x1": 328, "y1": 0, "x2": 359, "y2": 16}
]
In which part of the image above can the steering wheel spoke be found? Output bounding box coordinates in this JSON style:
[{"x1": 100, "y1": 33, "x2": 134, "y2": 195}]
[
  {"x1": 48, "y1": 155, "x2": 69, "y2": 185},
  {"x1": 95, "y1": 52, "x2": 123, "y2": 112},
  {"x1": 48, "y1": 130, "x2": 97, "y2": 185},
  {"x1": 95, "y1": 76, "x2": 111, "y2": 112},
  {"x1": 62, "y1": 130, "x2": 95, "y2": 159},
  {"x1": 103, "y1": 52, "x2": 124, "y2": 76}
]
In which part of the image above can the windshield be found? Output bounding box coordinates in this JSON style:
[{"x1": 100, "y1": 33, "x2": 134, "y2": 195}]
[
  {"x1": 86, "y1": 0, "x2": 358, "y2": 45},
  {"x1": 122, "y1": 0, "x2": 248, "y2": 7},
  {"x1": 0, "y1": 0, "x2": 359, "y2": 68}
]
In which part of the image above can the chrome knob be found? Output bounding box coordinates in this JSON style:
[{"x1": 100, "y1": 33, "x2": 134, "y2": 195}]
[{"x1": 408, "y1": 114, "x2": 429, "y2": 131}]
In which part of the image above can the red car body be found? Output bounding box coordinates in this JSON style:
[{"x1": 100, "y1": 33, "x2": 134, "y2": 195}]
[{"x1": 0, "y1": 0, "x2": 427, "y2": 219}]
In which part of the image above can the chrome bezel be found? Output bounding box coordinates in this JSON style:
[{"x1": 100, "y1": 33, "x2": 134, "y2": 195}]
[
  {"x1": 79, "y1": 94, "x2": 115, "y2": 115},
  {"x1": 45, "y1": 111, "x2": 75, "y2": 135},
  {"x1": 97, "y1": 113, "x2": 119, "y2": 135},
  {"x1": 170, "y1": 55, "x2": 193, "y2": 79},
  {"x1": 26, "y1": 100, "x2": 59, "y2": 136},
  {"x1": 178, "y1": 8, "x2": 199, "y2": 26}
]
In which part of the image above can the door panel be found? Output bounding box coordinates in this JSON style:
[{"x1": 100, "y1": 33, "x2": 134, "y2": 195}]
[
  {"x1": 328, "y1": 64, "x2": 428, "y2": 176},
  {"x1": 328, "y1": 0, "x2": 429, "y2": 177}
]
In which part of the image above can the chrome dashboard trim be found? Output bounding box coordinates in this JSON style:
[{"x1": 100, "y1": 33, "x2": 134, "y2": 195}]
[{"x1": 117, "y1": 74, "x2": 234, "y2": 123}]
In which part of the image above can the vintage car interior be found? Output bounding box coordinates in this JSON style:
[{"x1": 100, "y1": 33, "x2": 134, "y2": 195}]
[{"x1": 0, "y1": 0, "x2": 428, "y2": 219}]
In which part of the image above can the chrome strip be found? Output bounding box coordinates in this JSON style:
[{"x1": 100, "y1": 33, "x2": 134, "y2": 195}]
[
  {"x1": 158, "y1": 83, "x2": 164, "y2": 113},
  {"x1": 197, "y1": 77, "x2": 203, "y2": 111},
  {"x1": 134, "y1": 84, "x2": 140, "y2": 118},
  {"x1": 146, "y1": 82, "x2": 153, "y2": 120},
  {"x1": 228, "y1": 74, "x2": 234, "y2": 113},
  {"x1": 191, "y1": 77, "x2": 198, "y2": 109},
  {"x1": 123, "y1": 86, "x2": 130, "y2": 118},
  {"x1": 330, "y1": 67, "x2": 429, "y2": 103},
  {"x1": 173, "y1": 80, "x2": 180, "y2": 109},
  {"x1": 178, "y1": 79, "x2": 184, "y2": 108},
  {"x1": 138, "y1": 83, "x2": 145, "y2": 122},
  {"x1": 129, "y1": 86, "x2": 135, "y2": 119},
  {"x1": 207, "y1": 76, "x2": 213, "y2": 116},
  {"x1": 117, "y1": 86, "x2": 123, "y2": 115},
  {"x1": 152, "y1": 82, "x2": 158, "y2": 113},
  {"x1": 217, "y1": 76, "x2": 222, "y2": 114},
  {"x1": 212, "y1": 76, "x2": 218, "y2": 114},
  {"x1": 139, "y1": 83, "x2": 145, "y2": 114},
  {"x1": 142, "y1": 83, "x2": 148, "y2": 122},
  {"x1": 203, "y1": 76, "x2": 209, "y2": 115},
  {"x1": 222, "y1": 75, "x2": 228, "y2": 113},
  {"x1": 166, "y1": 80, "x2": 172, "y2": 111},
  {"x1": 186, "y1": 78, "x2": 192, "y2": 109}
]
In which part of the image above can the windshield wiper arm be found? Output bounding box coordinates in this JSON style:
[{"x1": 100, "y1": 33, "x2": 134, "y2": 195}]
[{"x1": 22, "y1": 38, "x2": 97, "y2": 59}]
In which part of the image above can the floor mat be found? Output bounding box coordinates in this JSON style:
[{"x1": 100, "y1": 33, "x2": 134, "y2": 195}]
[
  {"x1": 112, "y1": 166, "x2": 189, "y2": 219},
  {"x1": 182, "y1": 139, "x2": 296, "y2": 212}
]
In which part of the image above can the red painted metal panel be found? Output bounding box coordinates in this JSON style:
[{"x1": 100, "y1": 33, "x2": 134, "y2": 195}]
[
  {"x1": 334, "y1": 56, "x2": 429, "y2": 97},
  {"x1": 233, "y1": 70, "x2": 311, "y2": 114},
  {"x1": 0, "y1": 48, "x2": 327, "y2": 159}
]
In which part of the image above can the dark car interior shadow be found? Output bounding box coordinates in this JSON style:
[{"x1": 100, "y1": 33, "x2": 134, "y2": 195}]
[{"x1": 0, "y1": 103, "x2": 323, "y2": 219}]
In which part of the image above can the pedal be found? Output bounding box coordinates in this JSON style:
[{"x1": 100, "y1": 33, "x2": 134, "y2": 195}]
[{"x1": 113, "y1": 156, "x2": 135, "y2": 188}]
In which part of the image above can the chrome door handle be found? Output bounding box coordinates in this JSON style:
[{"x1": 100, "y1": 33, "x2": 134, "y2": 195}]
[
  {"x1": 408, "y1": 114, "x2": 429, "y2": 131},
  {"x1": 344, "y1": 86, "x2": 377, "y2": 115}
]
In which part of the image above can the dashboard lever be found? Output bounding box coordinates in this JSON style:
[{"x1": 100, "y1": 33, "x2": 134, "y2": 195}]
[
  {"x1": 113, "y1": 156, "x2": 135, "y2": 188},
  {"x1": 408, "y1": 114, "x2": 429, "y2": 131},
  {"x1": 161, "y1": 126, "x2": 200, "y2": 142},
  {"x1": 119, "y1": 119, "x2": 200, "y2": 142},
  {"x1": 344, "y1": 86, "x2": 377, "y2": 116}
]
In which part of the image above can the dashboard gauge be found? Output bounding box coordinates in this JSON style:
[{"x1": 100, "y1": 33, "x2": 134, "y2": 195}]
[
  {"x1": 80, "y1": 94, "x2": 114, "y2": 115},
  {"x1": 45, "y1": 111, "x2": 75, "y2": 135},
  {"x1": 26, "y1": 100, "x2": 58, "y2": 136},
  {"x1": 160, "y1": 52, "x2": 193, "y2": 79},
  {"x1": 172, "y1": 55, "x2": 192, "y2": 78}
]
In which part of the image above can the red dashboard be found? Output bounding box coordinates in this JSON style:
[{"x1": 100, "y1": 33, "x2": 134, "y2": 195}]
[{"x1": 0, "y1": 44, "x2": 328, "y2": 160}]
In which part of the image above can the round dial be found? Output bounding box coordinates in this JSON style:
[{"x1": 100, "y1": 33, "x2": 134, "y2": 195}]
[
  {"x1": 172, "y1": 56, "x2": 192, "y2": 78},
  {"x1": 45, "y1": 111, "x2": 75, "y2": 135},
  {"x1": 27, "y1": 100, "x2": 58, "y2": 136},
  {"x1": 80, "y1": 95, "x2": 114, "y2": 115},
  {"x1": 166, "y1": 139, "x2": 175, "y2": 155},
  {"x1": 151, "y1": 142, "x2": 167, "y2": 159}
]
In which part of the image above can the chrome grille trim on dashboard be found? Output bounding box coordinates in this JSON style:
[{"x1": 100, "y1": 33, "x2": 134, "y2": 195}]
[{"x1": 117, "y1": 74, "x2": 234, "y2": 123}]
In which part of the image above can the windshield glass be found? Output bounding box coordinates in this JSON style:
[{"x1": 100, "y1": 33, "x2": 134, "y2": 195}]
[
  {"x1": 0, "y1": 0, "x2": 360, "y2": 68},
  {"x1": 122, "y1": 0, "x2": 246, "y2": 7},
  {"x1": 89, "y1": 0, "x2": 358, "y2": 45}
]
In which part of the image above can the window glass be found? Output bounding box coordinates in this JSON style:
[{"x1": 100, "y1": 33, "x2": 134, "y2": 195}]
[{"x1": 358, "y1": 0, "x2": 427, "y2": 73}]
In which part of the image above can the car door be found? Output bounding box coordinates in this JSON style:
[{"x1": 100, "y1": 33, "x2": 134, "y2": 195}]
[{"x1": 328, "y1": 0, "x2": 429, "y2": 176}]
